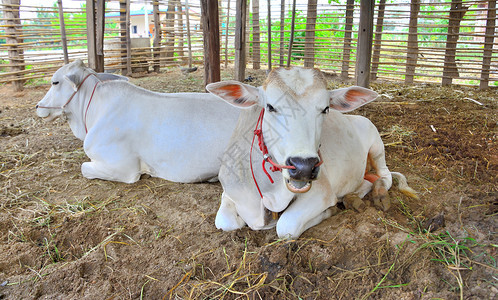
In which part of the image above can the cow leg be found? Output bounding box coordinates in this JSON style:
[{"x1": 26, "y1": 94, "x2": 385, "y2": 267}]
[
  {"x1": 276, "y1": 191, "x2": 336, "y2": 239},
  {"x1": 81, "y1": 160, "x2": 140, "y2": 183},
  {"x1": 367, "y1": 137, "x2": 393, "y2": 211},
  {"x1": 215, "y1": 192, "x2": 246, "y2": 231}
]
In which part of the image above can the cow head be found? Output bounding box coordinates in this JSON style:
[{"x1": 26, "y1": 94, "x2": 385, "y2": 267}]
[
  {"x1": 207, "y1": 67, "x2": 378, "y2": 193},
  {"x1": 36, "y1": 59, "x2": 94, "y2": 121}
]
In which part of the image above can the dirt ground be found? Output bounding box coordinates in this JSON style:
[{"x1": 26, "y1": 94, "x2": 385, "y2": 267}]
[{"x1": 0, "y1": 67, "x2": 496, "y2": 300}]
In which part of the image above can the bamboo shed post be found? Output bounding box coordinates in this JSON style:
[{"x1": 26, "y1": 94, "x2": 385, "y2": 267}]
[
  {"x1": 479, "y1": 0, "x2": 496, "y2": 90},
  {"x1": 340, "y1": 0, "x2": 354, "y2": 80},
  {"x1": 252, "y1": 0, "x2": 261, "y2": 69},
  {"x1": 442, "y1": 0, "x2": 469, "y2": 86},
  {"x1": 125, "y1": 0, "x2": 131, "y2": 75},
  {"x1": 267, "y1": 0, "x2": 272, "y2": 70},
  {"x1": 86, "y1": 0, "x2": 104, "y2": 72},
  {"x1": 176, "y1": 0, "x2": 184, "y2": 60},
  {"x1": 165, "y1": 0, "x2": 176, "y2": 63},
  {"x1": 279, "y1": 0, "x2": 285, "y2": 66},
  {"x1": 3, "y1": 0, "x2": 24, "y2": 91},
  {"x1": 185, "y1": 0, "x2": 193, "y2": 68},
  {"x1": 304, "y1": 0, "x2": 317, "y2": 68},
  {"x1": 200, "y1": 0, "x2": 221, "y2": 86},
  {"x1": 371, "y1": 0, "x2": 385, "y2": 81},
  {"x1": 57, "y1": 0, "x2": 69, "y2": 64},
  {"x1": 286, "y1": 0, "x2": 296, "y2": 67},
  {"x1": 119, "y1": 0, "x2": 129, "y2": 75},
  {"x1": 234, "y1": 0, "x2": 247, "y2": 81},
  {"x1": 355, "y1": 0, "x2": 374, "y2": 88},
  {"x1": 405, "y1": 0, "x2": 420, "y2": 84},
  {"x1": 224, "y1": 0, "x2": 230, "y2": 69},
  {"x1": 96, "y1": 0, "x2": 105, "y2": 72},
  {"x1": 153, "y1": 1, "x2": 161, "y2": 72}
]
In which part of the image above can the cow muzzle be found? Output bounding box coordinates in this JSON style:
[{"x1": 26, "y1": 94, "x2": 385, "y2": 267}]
[{"x1": 284, "y1": 156, "x2": 320, "y2": 193}]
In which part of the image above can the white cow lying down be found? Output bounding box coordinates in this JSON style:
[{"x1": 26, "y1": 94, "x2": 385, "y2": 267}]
[
  {"x1": 206, "y1": 67, "x2": 417, "y2": 239},
  {"x1": 36, "y1": 59, "x2": 240, "y2": 183}
]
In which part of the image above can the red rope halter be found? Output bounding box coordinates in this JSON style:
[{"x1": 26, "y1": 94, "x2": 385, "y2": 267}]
[{"x1": 249, "y1": 108, "x2": 323, "y2": 199}]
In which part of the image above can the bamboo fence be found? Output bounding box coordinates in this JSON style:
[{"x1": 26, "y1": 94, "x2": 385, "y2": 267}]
[{"x1": 0, "y1": 0, "x2": 496, "y2": 90}]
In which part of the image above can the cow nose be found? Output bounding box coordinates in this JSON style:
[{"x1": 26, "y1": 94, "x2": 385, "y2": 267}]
[
  {"x1": 286, "y1": 156, "x2": 320, "y2": 181},
  {"x1": 35, "y1": 105, "x2": 39, "y2": 109}
]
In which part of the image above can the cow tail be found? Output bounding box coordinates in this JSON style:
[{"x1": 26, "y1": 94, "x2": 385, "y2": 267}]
[{"x1": 391, "y1": 172, "x2": 419, "y2": 200}]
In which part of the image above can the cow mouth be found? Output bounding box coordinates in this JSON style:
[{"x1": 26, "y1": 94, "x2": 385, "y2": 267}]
[{"x1": 285, "y1": 179, "x2": 312, "y2": 193}]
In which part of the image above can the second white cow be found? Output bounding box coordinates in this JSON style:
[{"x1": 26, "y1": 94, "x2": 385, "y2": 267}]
[
  {"x1": 36, "y1": 60, "x2": 240, "y2": 183},
  {"x1": 207, "y1": 67, "x2": 417, "y2": 239}
]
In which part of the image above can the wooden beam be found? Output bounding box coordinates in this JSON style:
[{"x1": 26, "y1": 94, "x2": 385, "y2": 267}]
[
  {"x1": 355, "y1": 0, "x2": 374, "y2": 88},
  {"x1": 304, "y1": 0, "x2": 317, "y2": 68},
  {"x1": 3, "y1": 0, "x2": 24, "y2": 91},
  {"x1": 95, "y1": 0, "x2": 105, "y2": 72},
  {"x1": 279, "y1": 0, "x2": 285, "y2": 66},
  {"x1": 153, "y1": 1, "x2": 161, "y2": 72},
  {"x1": 201, "y1": 0, "x2": 221, "y2": 86},
  {"x1": 479, "y1": 0, "x2": 496, "y2": 90},
  {"x1": 86, "y1": 0, "x2": 97, "y2": 70},
  {"x1": 371, "y1": 0, "x2": 385, "y2": 81},
  {"x1": 286, "y1": 0, "x2": 296, "y2": 67},
  {"x1": 405, "y1": 0, "x2": 420, "y2": 84},
  {"x1": 267, "y1": 0, "x2": 272, "y2": 70},
  {"x1": 442, "y1": 0, "x2": 469, "y2": 86},
  {"x1": 185, "y1": 0, "x2": 193, "y2": 68},
  {"x1": 224, "y1": 0, "x2": 231, "y2": 69},
  {"x1": 125, "y1": 0, "x2": 131, "y2": 75},
  {"x1": 252, "y1": 0, "x2": 261, "y2": 70},
  {"x1": 234, "y1": 0, "x2": 247, "y2": 81},
  {"x1": 340, "y1": 0, "x2": 354, "y2": 79},
  {"x1": 57, "y1": 0, "x2": 69, "y2": 64}
]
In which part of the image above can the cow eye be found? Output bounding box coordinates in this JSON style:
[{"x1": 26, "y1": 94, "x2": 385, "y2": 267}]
[
  {"x1": 322, "y1": 107, "x2": 330, "y2": 114},
  {"x1": 52, "y1": 81, "x2": 59, "y2": 85},
  {"x1": 267, "y1": 104, "x2": 277, "y2": 113}
]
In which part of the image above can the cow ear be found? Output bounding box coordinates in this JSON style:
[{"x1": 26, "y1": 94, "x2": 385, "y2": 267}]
[
  {"x1": 64, "y1": 74, "x2": 79, "y2": 91},
  {"x1": 206, "y1": 81, "x2": 260, "y2": 108},
  {"x1": 329, "y1": 86, "x2": 378, "y2": 112},
  {"x1": 72, "y1": 59, "x2": 85, "y2": 67}
]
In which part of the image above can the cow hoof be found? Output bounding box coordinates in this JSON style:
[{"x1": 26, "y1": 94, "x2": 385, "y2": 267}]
[
  {"x1": 215, "y1": 213, "x2": 246, "y2": 231},
  {"x1": 372, "y1": 187, "x2": 390, "y2": 211},
  {"x1": 343, "y1": 193, "x2": 366, "y2": 213}
]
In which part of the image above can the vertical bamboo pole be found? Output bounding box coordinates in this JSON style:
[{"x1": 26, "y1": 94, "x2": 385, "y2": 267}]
[
  {"x1": 234, "y1": 0, "x2": 247, "y2": 81},
  {"x1": 405, "y1": 0, "x2": 420, "y2": 84},
  {"x1": 304, "y1": 0, "x2": 317, "y2": 68},
  {"x1": 201, "y1": 0, "x2": 221, "y2": 85},
  {"x1": 252, "y1": 0, "x2": 261, "y2": 69},
  {"x1": 119, "y1": 0, "x2": 128, "y2": 75},
  {"x1": 340, "y1": 0, "x2": 354, "y2": 79},
  {"x1": 176, "y1": 0, "x2": 185, "y2": 60},
  {"x1": 3, "y1": 0, "x2": 24, "y2": 91},
  {"x1": 126, "y1": 0, "x2": 132, "y2": 75},
  {"x1": 86, "y1": 0, "x2": 97, "y2": 70},
  {"x1": 355, "y1": 0, "x2": 374, "y2": 88},
  {"x1": 185, "y1": 0, "x2": 193, "y2": 68},
  {"x1": 165, "y1": 0, "x2": 176, "y2": 63},
  {"x1": 267, "y1": 0, "x2": 272, "y2": 70},
  {"x1": 371, "y1": 0, "x2": 385, "y2": 81},
  {"x1": 153, "y1": 1, "x2": 161, "y2": 72},
  {"x1": 442, "y1": 0, "x2": 469, "y2": 86},
  {"x1": 279, "y1": 0, "x2": 285, "y2": 66},
  {"x1": 57, "y1": 0, "x2": 69, "y2": 64},
  {"x1": 96, "y1": 0, "x2": 105, "y2": 72},
  {"x1": 479, "y1": 0, "x2": 496, "y2": 90},
  {"x1": 286, "y1": 0, "x2": 296, "y2": 67},
  {"x1": 224, "y1": 0, "x2": 231, "y2": 68}
]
